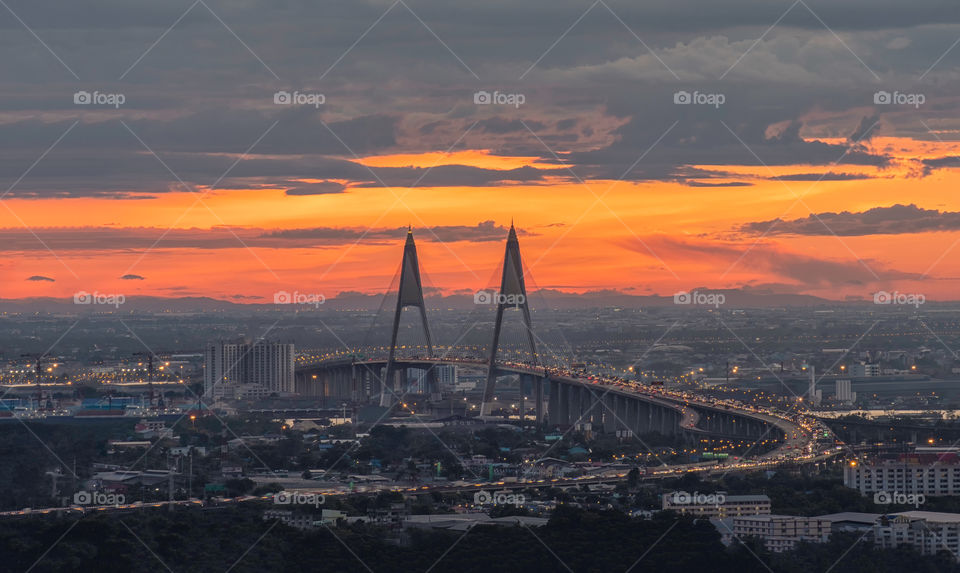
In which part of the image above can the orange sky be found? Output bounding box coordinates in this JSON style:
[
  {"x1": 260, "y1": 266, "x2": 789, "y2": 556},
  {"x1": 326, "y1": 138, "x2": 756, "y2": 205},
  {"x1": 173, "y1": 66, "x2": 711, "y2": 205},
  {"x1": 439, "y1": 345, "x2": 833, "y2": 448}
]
[{"x1": 2, "y1": 138, "x2": 960, "y2": 302}]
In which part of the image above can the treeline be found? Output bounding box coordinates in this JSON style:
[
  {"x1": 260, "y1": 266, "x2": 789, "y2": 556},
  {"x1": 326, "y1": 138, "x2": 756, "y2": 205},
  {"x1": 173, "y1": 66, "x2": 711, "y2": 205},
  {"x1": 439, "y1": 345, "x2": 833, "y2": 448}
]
[{"x1": 2, "y1": 505, "x2": 958, "y2": 572}]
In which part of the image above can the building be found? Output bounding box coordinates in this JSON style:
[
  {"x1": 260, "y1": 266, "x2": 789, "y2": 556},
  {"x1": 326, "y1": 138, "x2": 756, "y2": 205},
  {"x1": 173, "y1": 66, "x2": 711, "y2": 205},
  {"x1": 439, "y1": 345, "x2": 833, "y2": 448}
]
[
  {"x1": 835, "y1": 379, "x2": 856, "y2": 404},
  {"x1": 733, "y1": 515, "x2": 832, "y2": 552},
  {"x1": 435, "y1": 365, "x2": 458, "y2": 390},
  {"x1": 262, "y1": 509, "x2": 345, "y2": 530},
  {"x1": 874, "y1": 511, "x2": 960, "y2": 560},
  {"x1": 205, "y1": 339, "x2": 295, "y2": 399},
  {"x1": 662, "y1": 492, "x2": 771, "y2": 518},
  {"x1": 844, "y1": 453, "x2": 960, "y2": 496},
  {"x1": 850, "y1": 362, "x2": 880, "y2": 377},
  {"x1": 816, "y1": 512, "x2": 881, "y2": 532}
]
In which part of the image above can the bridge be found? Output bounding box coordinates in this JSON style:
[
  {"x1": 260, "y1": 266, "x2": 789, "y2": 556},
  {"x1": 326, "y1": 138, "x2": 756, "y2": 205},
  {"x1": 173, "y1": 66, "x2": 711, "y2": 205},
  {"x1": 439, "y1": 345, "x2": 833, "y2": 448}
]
[{"x1": 294, "y1": 225, "x2": 811, "y2": 456}]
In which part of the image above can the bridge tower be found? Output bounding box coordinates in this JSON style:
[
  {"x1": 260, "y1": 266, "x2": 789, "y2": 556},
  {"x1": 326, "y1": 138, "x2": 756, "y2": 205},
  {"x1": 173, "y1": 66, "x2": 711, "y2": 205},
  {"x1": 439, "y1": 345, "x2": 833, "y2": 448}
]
[
  {"x1": 381, "y1": 228, "x2": 434, "y2": 406},
  {"x1": 481, "y1": 223, "x2": 537, "y2": 417}
]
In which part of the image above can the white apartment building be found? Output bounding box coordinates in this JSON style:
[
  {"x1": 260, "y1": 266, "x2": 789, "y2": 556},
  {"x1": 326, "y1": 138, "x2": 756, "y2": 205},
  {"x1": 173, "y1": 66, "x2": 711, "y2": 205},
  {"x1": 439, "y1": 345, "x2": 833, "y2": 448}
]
[
  {"x1": 205, "y1": 340, "x2": 295, "y2": 399},
  {"x1": 663, "y1": 492, "x2": 771, "y2": 518},
  {"x1": 733, "y1": 515, "x2": 832, "y2": 552},
  {"x1": 844, "y1": 454, "x2": 960, "y2": 496},
  {"x1": 874, "y1": 511, "x2": 960, "y2": 560},
  {"x1": 849, "y1": 363, "x2": 880, "y2": 377}
]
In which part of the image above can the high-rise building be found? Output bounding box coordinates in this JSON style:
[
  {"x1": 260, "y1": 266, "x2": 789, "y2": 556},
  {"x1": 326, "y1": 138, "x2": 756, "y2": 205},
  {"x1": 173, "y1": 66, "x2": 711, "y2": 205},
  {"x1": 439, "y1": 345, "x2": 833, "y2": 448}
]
[
  {"x1": 435, "y1": 365, "x2": 458, "y2": 390},
  {"x1": 245, "y1": 341, "x2": 295, "y2": 394},
  {"x1": 835, "y1": 379, "x2": 855, "y2": 404},
  {"x1": 808, "y1": 366, "x2": 821, "y2": 406},
  {"x1": 844, "y1": 452, "x2": 960, "y2": 496},
  {"x1": 849, "y1": 362, "x2": 880, "y2": 377},
  {"x1": 204, "y1": 340, "x2": 246, "y2": 391},
  {"x1": 204, "y1": 340, "x2": 295, "y2": 399}
]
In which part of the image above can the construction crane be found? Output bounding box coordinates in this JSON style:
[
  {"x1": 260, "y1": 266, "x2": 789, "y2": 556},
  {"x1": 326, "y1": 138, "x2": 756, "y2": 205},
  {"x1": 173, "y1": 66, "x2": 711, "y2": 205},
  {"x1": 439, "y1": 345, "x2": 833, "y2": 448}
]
[
  {"x1": 20, "y1": 353, "x2": 57, "y2": 411},
  {"x1": 132, "y1": 351, "x2": 171, "y2": 409}
]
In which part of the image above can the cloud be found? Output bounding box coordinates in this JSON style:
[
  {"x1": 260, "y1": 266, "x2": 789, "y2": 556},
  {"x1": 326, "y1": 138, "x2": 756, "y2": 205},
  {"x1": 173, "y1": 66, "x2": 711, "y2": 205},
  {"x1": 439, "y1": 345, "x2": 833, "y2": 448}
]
[
  {"x1": 26, "y1": 275, "x2": 54, "y2": 282},
  {"x1": 739, "y1": 204, "x2": 960, "y2": 236},
  {"x1": 683, "y1": 180, "x2": 753, "y2": 187},
  {"x1": 262, "y1": 221, "x2": 524, "y2": 244},
  {"x1": 476, "y1": 118, "x2": 545, "y2": 134},
  {"x1": 120, "y1": 274, "x2": 145, "y2": 280},
  {"x1": 283, "y1": 180, "x2": 347, "y2": 195},
  {"x1": 769, "y1": 172, "x2": 871, "y2": 181},
  {"x1": 623, "y1": 235, "x2": 921, "y2": 287},
  {"x1": 0, "y1": 221, "x2": 525, "y2": 252}
]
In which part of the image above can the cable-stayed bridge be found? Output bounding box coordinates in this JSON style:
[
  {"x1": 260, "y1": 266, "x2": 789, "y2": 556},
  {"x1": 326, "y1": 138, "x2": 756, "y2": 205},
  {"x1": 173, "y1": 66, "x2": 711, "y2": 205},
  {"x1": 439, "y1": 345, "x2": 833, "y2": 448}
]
[{"x1": 295, "y1": 225, "x2": 811, "y2": 454}]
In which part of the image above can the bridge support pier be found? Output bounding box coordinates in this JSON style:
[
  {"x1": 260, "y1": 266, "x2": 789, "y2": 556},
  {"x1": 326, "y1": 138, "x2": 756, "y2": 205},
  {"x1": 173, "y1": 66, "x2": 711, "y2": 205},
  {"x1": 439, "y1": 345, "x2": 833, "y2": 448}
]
[{"x1": 534, "y1": 377, "x2": 544, "y2": 426}]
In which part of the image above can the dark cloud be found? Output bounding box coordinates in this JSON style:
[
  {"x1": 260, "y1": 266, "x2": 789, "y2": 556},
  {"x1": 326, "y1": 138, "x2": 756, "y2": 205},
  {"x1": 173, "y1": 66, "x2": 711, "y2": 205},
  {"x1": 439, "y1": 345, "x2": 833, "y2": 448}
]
[
  {"x1": 476, "y1": 117, "x2": 545, "y2": 134},
  {"x1": 848, "y1": 114, "x2": 881, "y2": 143},
  {"x1": 922, "y1": 156, "x2": 960, "y2": 174},
  {"x1": 739, "y1": 204, "x2": 960, "y2": 237},
  {"x1": 0, "y1": 221, "x2": 523, "y2": 252},
  {"x1": 120, "y1": 274, "x2": 145, "y2": 280},
  {"x1": 26, "y1": 275, "x2": 54, "y2": 282},
  {"x1": 284, "y1": 181, "x2": 347, "y2": 196},
  {"x1": 262, "y1": 221, "x2": 523, "y2": 244},
  {"x1": 683, "y1": 180, "x2": 753, "y2": 187},
  {"x1": 771, "y1": 173, "x2": 872, "y2": 181}
]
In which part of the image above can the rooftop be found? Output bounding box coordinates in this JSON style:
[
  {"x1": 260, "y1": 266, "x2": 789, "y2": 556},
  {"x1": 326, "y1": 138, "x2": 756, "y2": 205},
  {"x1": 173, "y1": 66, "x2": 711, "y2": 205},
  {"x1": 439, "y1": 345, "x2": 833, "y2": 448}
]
[
  {"x1": 889, "y1": 511, "x2": 960, "y2": 523},
  {"x1": 816, "y1": 512, "x2": 882, "y2": 524}
]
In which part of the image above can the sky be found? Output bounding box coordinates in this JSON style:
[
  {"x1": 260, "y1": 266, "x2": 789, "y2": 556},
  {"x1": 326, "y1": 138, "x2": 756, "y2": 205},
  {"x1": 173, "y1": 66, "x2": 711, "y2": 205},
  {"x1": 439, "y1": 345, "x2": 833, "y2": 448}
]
[{"x1": 3, "y1": 0, "x2": 960, "y2": 302}]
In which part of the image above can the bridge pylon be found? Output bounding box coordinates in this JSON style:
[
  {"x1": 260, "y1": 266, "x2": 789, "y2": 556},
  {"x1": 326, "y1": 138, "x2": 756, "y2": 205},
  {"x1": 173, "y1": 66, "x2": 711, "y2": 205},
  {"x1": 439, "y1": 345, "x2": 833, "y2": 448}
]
[
  {"x1": 481, "y1": 223, "x2": 537, "y2": 416},
  {"x1": 381, "y1": 228, "x2": 434, "y2": 406}
]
